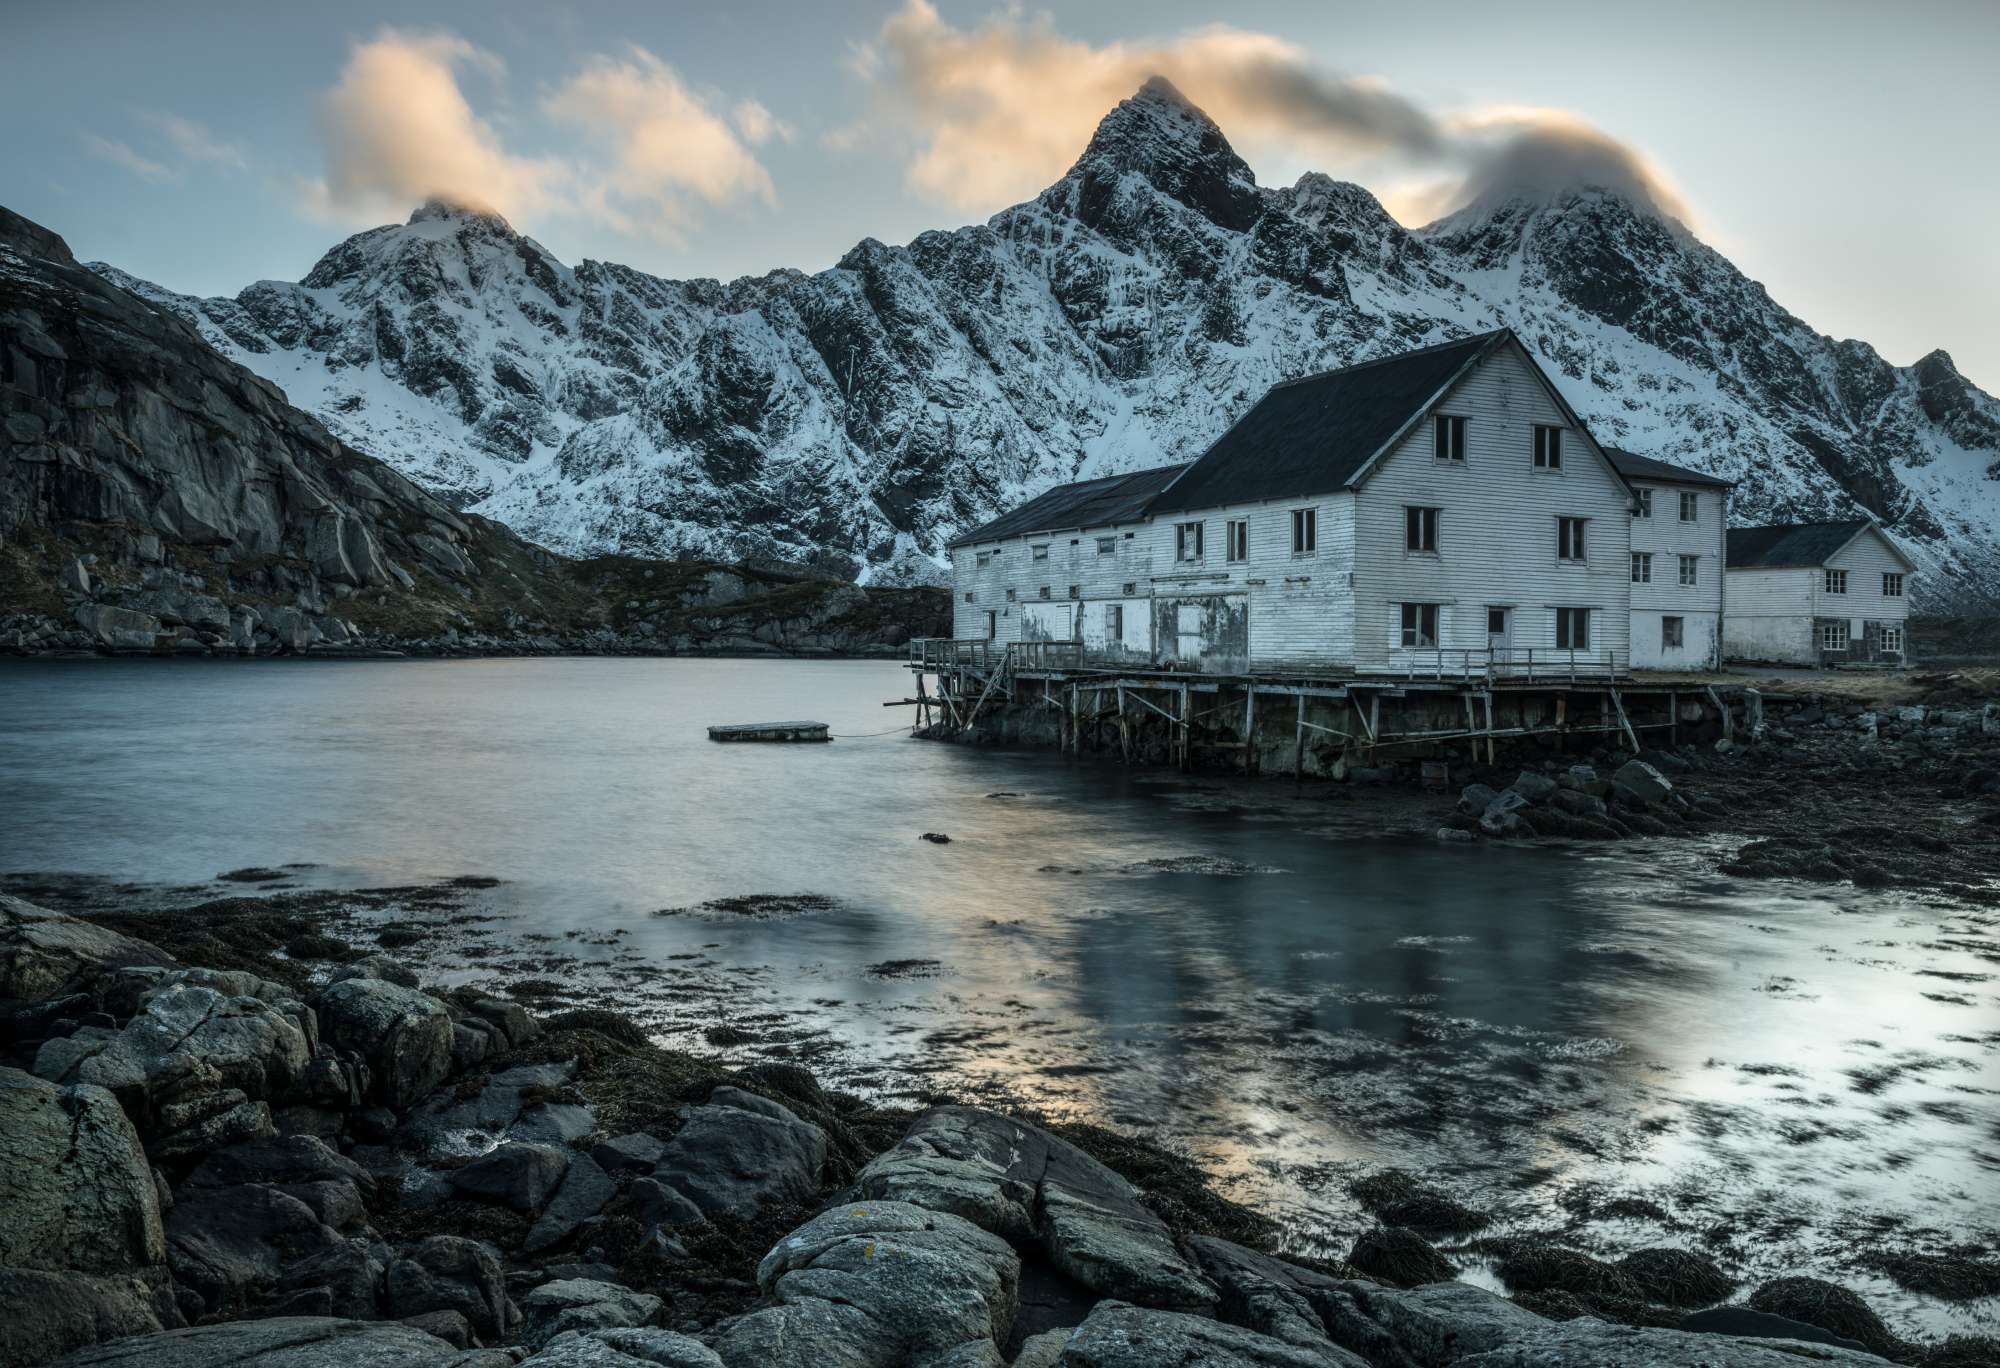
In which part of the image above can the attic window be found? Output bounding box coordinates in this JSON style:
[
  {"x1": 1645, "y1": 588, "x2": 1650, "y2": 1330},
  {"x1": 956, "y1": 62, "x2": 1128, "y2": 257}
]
[
  {"x1": 1434, "y1": 415, "x2": 1466, "y2": 462},
  {"x1": 1534, "y1": 425, "x2": 1563, "y2": 470},
  {"x1": 1032, "y1": 544, "x2": 1049, "y2": 561},
  {"x1": 976, "y1": 551, "x2": 992, "y2": 568},
  {"x1": 1634, "y1": 489, "x2": 1653, "y2": 519},
  {"x1": 1176, "y1": 522, "x2": 1204, "y2": 561},
  {"x1": 1226, "y1": 520, "x2": 1248, "y2": 562},
  {"x1": 1291, "y1": 508, "x2": 1317, "y2": 556},
  {"x1": 1096, "y1": 536, "x2": 1116, "y2": 554},
  {"x1": 1679, "y1": 491, "x2": 1699, "y2": 522},
  {"x1": 1824, "y1": 569, "x2": 1847, "y2": 594},
  {"x1": 1883, "y1": 573, "x2": 1904, "y2": 597}
]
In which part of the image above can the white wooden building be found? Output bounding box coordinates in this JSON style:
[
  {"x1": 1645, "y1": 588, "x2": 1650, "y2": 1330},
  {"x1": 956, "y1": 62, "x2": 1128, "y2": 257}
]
[
  {"x1": 1723, "y1": 520, "x2": 1916, "y2": 665},
  {"x1": 1606, "y1": 449, "x2": 1732, "y2": 670},
  {"x1": 948, "y1": 329, "x2": 1640, "y2": 677}
]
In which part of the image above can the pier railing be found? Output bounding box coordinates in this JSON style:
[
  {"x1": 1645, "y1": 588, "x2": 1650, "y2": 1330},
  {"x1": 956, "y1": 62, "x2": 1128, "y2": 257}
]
[
  {"x1": 911, "y1": 637, "x2": 1082, "y2": 673},
  {"x1": 1394, "y1": 647, "x2": 1626, "y2": 682}
]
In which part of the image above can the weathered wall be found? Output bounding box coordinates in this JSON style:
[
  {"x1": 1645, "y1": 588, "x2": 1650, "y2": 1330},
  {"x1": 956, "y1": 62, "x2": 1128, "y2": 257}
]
[{"x1": 1629, "y1": 479, "x2": 1727, "y2": 669}]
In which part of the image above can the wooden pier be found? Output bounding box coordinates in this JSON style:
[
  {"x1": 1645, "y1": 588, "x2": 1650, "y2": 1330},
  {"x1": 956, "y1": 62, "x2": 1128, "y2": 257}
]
[
  {"x1": 900, "y1": 638, "x2": 1737, "y2": 776},
  {"x1": 707, "y1": 721, "x2": 831, "y2": 743}
]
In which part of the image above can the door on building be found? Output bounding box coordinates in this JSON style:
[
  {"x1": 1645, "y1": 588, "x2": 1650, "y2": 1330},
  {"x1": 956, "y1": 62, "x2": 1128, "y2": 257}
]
[
  {"x1": 1176, "y1": 603, "x2": 1204, "y2": 662},
  {"x1": 984, "y1": 610, "x2": 997, "y2": 641},
  {"x1": 1486, "y1": 606, "x2": 1511, "y2": 664}
]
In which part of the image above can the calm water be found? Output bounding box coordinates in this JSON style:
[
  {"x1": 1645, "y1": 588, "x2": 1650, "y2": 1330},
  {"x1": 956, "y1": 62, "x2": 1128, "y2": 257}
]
[{"x1": 3, "y1": 658, "x2": 1995, "y2": 1334}]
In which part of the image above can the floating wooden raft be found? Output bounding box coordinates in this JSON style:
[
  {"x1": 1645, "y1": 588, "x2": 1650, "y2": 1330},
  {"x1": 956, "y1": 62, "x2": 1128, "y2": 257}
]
[{"x1": 706, "y1": 720, "x2": 832, "y2": 743}]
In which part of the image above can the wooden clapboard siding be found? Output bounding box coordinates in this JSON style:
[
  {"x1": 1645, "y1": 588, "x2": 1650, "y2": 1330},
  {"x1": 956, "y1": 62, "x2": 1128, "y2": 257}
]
[
  {"x1": 1628, "y1": 479, "x2": 1728, "y2": 668},
  {"x1": 1349, "y1": 343, "x2": 1633, "y2": 673},
  {"x1": 1821, "y1": 528, "x2": 1914, "y2": 625}
]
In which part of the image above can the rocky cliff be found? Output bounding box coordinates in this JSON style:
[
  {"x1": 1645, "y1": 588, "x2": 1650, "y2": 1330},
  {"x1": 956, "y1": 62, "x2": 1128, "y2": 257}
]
[
  {"x1": 0, "y1": 207, "x2": 946, "y2": 658},
  {"x1": 99, "y1": 80, "x2": 2000, "y2": 605}
]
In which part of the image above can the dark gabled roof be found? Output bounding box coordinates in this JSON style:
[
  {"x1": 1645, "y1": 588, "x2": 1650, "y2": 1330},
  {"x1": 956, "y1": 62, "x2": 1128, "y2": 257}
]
[
  {"x1": 1148, "y1": 330, "x2": 1509, "y2": 514},
  {"x1": 949, "y1": 463, "x2": 1188, "y2": 547},
  {"x1": 1726, "y1": 520, "x2": 1872, "y2": 568},
  {"x1": 1605, "y1": 447, "x2": 1734, "y2": 489}
]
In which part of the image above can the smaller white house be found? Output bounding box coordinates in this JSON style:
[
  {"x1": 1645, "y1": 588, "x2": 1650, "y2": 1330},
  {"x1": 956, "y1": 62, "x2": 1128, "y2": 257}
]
[
  {"x1": 1606, "y1": 449, "x2": 1732, "y2": 671},
  {"x1": 1723, "y1": 520, "x2": 1916, "y2": 666}
]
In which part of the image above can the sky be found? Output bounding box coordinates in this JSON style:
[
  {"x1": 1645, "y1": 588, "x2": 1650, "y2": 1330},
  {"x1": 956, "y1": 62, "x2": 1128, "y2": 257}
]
[{"x1": 5, "y1": 0, "x2": 1996, "y2": 390}]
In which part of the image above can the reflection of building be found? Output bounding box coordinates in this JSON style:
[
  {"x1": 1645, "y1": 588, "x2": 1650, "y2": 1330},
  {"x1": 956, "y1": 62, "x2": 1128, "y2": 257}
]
[
  {"x1": 1606, "y1": 449, "x2": 1732, "y2": 671},
  {"x1": 1724, "y1": 521, "x2": 1915, "y2": 665},
  {"x1": 949, "y1": 328, "x2": 1638, "y2": 678}
]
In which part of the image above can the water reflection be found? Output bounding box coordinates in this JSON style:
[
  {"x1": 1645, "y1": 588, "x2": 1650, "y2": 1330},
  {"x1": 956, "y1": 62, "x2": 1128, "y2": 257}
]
[{"x1": 2, "y1": 657, "x2": 1994, "y2": 1334}]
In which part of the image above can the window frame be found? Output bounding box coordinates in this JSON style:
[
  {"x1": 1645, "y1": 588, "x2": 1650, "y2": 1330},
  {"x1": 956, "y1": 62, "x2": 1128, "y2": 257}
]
[
  {"x1": 1105, "y1": 603, "x2": 1123, "y2": 639},
  {"x1": 1557, "y1": 516, "x2": 1588, "y2": 563},
  {"x1": 1225, "y1": 519, "x2": 1249, "y2": 563},
  {"x1": 1880, "y1": 624, "x2": 1904, "y2": 654},
  {"x1": 1175, "y1": 521, "x2": 1204, "y2": 562},
  {"x1": 1005, "y1": 588, "x2": 1017, "y2": 602},
  {"x1": 975, "y1": 550, "x2": 992, "y2": 569},
  {"x1": 1679, "y1": 491, "x2": 1699, "y2": 523},
  {"x1": 1533, "y1": 424, "x2": 1564, "y2": 470},
  {"x1": 1032, "y1": 543, "x2": 1049, "y2": 561},
  {"x1": 1824, "y1": 568, "x2": 1847, "y2": 595},
  {"x1": 1661, "y1": 615, "x2": 1684, "y2": 650},
  {"x1": 1095, "y1": 536, "x2": 1116, "y2": 555},
  {"x1": 1434, "y1": 414, "x2": 1467, "y2": 463},
  {"x1": 1067, "y1": 584, "x2": 1080, "y2": 600},
  {"x1": 1398, "y1": 602, "x2": 1439, "y2": 649},
  {"x1": 1037, "y1": 585, "x2": 1051, "y2": 601},
  {"x1": 1121, "y1": 581, "x2": 1137, "y2": 596},
  {"x1": 1679, "y1": 554, "x2": 1699, "y2": 587},
  {"x1": 1633, "y1": 488, "x2": 1652, "y2": 519},
  {"x1": 1822, "y1": 622, "x2": 1850, "y2": 651},
  {"x1": 1404, "y1": 505, "x2": 1440, "y2": 554},
  {"x1": 1882, "y1": 572, "x2": 1904, "y2": 598},
  {"x1": 1631, "y1": 552, "x2": 1652, "y2": 584},
  {"x1": 1291, "y1": 507, "x2": 1317, "y2": 557},
  {"x1": 1555, "y1": 606, "x2": 1591, "y2": 651}
]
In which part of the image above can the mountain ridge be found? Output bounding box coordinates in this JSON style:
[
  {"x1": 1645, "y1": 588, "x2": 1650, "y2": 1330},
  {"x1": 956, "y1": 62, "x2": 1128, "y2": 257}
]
[{"x1": 91, "y1": 83, "x2": 2000, "y2": 604}]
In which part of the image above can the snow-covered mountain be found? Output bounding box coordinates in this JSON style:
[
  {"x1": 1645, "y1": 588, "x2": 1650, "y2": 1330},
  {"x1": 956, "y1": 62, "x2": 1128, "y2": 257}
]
[{"x1": 101, "y1": 78, "x2": 2000, "y2": 600}]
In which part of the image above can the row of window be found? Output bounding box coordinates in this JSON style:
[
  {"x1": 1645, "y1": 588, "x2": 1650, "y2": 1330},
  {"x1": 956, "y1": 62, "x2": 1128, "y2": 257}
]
[
  {"x1": 1825, "y1": 570, "x2": 1903, "y2": 596},
  {"x1": 1821, "y1": 623, "x2": 1906, "y2": 652},
  {"x1": 1632, "y1": 489, "x2": 1702, "y2": 521},
  {"x1": 1397, "y1": 604, "x2": 1592, "y2": 650},
  {"x1": 1172, "y1": 510, "x2": 1594, "y2": 562},
  {"x1": 1632, "y1": 553, "x2": 1701, "y2": 586},
  {"x1": 1428, "y1": 416, "x2": 1571, "y2": 470}
]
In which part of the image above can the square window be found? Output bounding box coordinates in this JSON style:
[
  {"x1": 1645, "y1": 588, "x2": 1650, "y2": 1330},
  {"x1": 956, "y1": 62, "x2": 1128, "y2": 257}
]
[
  {"x1": 1176, "y1": 522, "x2": 1204, "y2": 561},
  {"x1": 1558, "y1": 517, "x2": 1587, "y2": 562},
  {"x1": 1226, "y1": 519, "x2": 1248, "y2": 562},
  {"x1": 962, "y1": 591, "x2": 973, "y2": 603},
  {"x1": 1037, "y1": 585, "x2": 1050, "y2": 600},
  {"x1": 1631, "y1": 552, "x2": 1651, "y2": 583},
  {"x1": 1005, "y1": 588, "x2": 1017, "y2": 602},
  {"x1": 1824, "y1": 569, "x2": 1847, "y2": 594},
  {"x1": 1434, "y1": 415, "x2": 1466, "y2": 462},
  {"x1": 1662, "y1": 615, "x2": 1684, "y2": 649},
  {"x1": 1679, "y1": 491, "x2": 1699, "y2": 522},
  {"x1": 1122, "y1": 581, "x2": 1137, "y2": 596},
  {"x1": 1405, "y1": 506, "x2": 1439, "y2": 553},
  {"x1": 1032, "y1": 544, "x2": 1048, "y2": 561},
  {"x1": 1679, "y1": 555, "x2": 1698, "y2": 586},
  {"x1": 1634, "y1": 489, "x2": 1652, "y2": 519},
  {"x1": 1291, "y1": 507, "x2": 1317, "y2": 555},
  {"x1": 1883, "y1": 573, "x2": 1903, "y2": 597},
  {"x1": 1399, "y1": 602, "x2": 1438, "y2": 648},
  {"x1": 1096, "y1": 536, "x2": 1116, "y2": 554},
  {"x1": 1556, "y1": 607, "x2": 1591, "y2": 650},
  {"x1": 1534, "y1": 425, "x2": 1563, "y2": 469},
  {"x1": 976, "y1": 551, "x2": 992, "y2": 568},
  {"x1": 1068, "y1": 584, "x2": 1080, "y2": 599}
]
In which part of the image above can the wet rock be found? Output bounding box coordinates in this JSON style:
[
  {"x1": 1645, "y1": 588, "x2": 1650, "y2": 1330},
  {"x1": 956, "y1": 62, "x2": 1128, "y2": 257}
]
[
  {"x1": 401, "y1": 1060, "x2": 579, "y2": 1158},
  {"x1": 1317, "y1": 1280, "x2": 1549, "y2": 1368},
  {"x1": 1457, "y1": 784, "x2": 1498, "y2": 814},
  {"x1": 73, "y1": 604, "x2": 163, "y2": 652},
  {"x1": 520, "y1": 1328, "x2": 724, "y2": 1367},
  {"x1": 385, "y1": 1235, "x2": 510, "y2": 1344},
  {"x1": 628, "y1": 1176, "x2": 708, "y2": 1234},
  {"x1": 1548, "y1": 789, "x2": 1608, "y2": 819},
  {"x1": 36, "y1": 981, "x2": 311, "y2": 1110},
  {"x1": 1611, "y1": 760, "x2": 1674, "y2": 806},
  {"x1": 0, "y1": 1267, "x2": 177, "y2": 1368},
  {"x1": 162, "y1": 1182, "x2": 351, "y2": 1316},
  {"x1": 921, "y1": 832, "x2": 953, "y2": 844},
  {"x1": 316, "y1": 978, "x2": 452, "y2": 1109},
  {"x1": 1347, "y1": 1227, "x2": 1455, "y2": 1288},
  {"x1": 0, "y1": 1067, "x2": 166, "y2": 1275},
  {"x1": 451, "y1": 1142, "x2": 572, "y2": 1212},
  {"x1": 1509, "y1": 772, "x2": 1557, "y2": 803},
  {"x1": 1452, "y1": 1317, "x2": 1885, "y2": 1365},
  {"x1": 452, "y1": 1021, "x2": 496, "y2": 1072},
  {"x1": 464, "y1": 996, "x2": 539, "y2": 1047},
  {"x1": 713, "y1": 1201, "x2": 1019, "y2": 1368},
  {"x1": 1347, "y1": 1170, "x2": 1490, "y2": 1235},
  {"x1": 524, "y1": 1152, "x2": 617, "y2": 1253},
  {"x1": 328, "y1": 955, "x2": 421, "y2": 989},
  {"x1": 1435, "y1": 827, "x2": 1476, "y2": 844},
  {"x1": 591, "y1": 1133, "x2": 666, "y2": 1174},
  {"x1": 1679, "y1": 1306, "x2": 1870, "y2": 1353},
  {"x1": 0, "y1": 895, "x2": 175, "y2": 1001},
  {"x1": 148, "y1": 1095, "x2": 277, "y2": 1163},
  {"x1": 1057, "y1": 1300, "x2": 1361, "y2": 1367},
  {"x1": 398, "y1": 1310, "x2": 475, "y2": 1349},
  {"x1": 42, "y1": 1315, "x2": 465, "y2": 1366},
  {"x1": 1188, "y1": 1237, "x2": 1356, "y2": 1353},
  {"x1": 520, "y1": 1279, "x2": 664, "y2": 1348},
  {"x1": 849, "y1": 1105, "x2": 1216, "y2": 1311},
  {"x1": 650, "y1": 1087, "x2": 826, "y2": 1222},
  {"x1": 184, "y1": 1134, "x2": 371, "y2": 1198},
  {"x1": 1494, "y1": 1244, "x2": 1640, "y2": 1303}
]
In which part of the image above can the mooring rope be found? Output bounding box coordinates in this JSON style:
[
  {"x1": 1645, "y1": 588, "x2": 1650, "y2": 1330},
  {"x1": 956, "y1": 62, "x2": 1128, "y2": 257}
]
[{"x1": 829, "y1": 723, "x2": 917, "y2": 738}]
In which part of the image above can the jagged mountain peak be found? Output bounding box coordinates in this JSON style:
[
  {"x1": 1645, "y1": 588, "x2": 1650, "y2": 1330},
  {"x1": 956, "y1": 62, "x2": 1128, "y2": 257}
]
[
  {"x1": 1058, "y1": 77, "x2": 1263, "y2": 232},
  {"x1": 407, "y1": 195, "x2": 514, "y2": 231}
]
